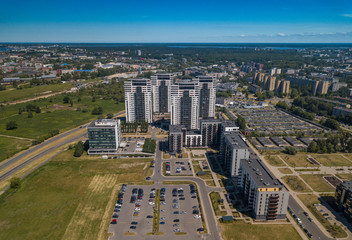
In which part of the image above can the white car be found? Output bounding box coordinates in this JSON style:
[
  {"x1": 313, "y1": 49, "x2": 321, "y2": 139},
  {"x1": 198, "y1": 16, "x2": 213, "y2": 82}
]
[
  {"x1": 135, "y1": 207, "x2": 140, "y2": 211},
  {"x1": 149, "y1": 202, "x2": 155, "y2": 205},
  {"x1": 194, "y1": 215, "x2": 201, "y2": 219}
]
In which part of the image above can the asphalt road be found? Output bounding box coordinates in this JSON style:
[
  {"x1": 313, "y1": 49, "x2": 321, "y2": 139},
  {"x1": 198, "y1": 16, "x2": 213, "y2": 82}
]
[
  {"x1": 289, "y1": 196, "x2": 332, "y2": 240},
  {"x1": 0, "y1": 111, "x2": 125, "y2": 182}
]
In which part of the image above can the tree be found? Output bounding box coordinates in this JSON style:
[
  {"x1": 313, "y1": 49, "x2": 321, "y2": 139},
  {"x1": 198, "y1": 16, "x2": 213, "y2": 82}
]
[
  {"x1": 70, "y1": 99, "x2": 73, "y2": 107},
  {"x1": 73, "y1": 141, "x2": 84, "y2": 157},
  {"x1": 92, "y1": 106, "x2": 103, "y2": 115},
  {"x1": 283, "y1": 146, "x2": 297, "y2": 155},
  {"x1": 106, "y1": 113, "x2": 113, "y2": 119},
  {"x1": 63, "y1": 96, "x2": 70, "y2": 104},
  {"x1": 6, "y1": 121, "x2": 18, "y2": 130},
  {"x1": 28, "y1": 111, "x2": 33, "y2": 118},
  {"x1": 307, "y1": 141, "x2": 319, "y2": 153},
  {"x1": 236, "y1": 115, "x2": 246, "y2": 130},
  {"x1": 12, "y1": 81, "x2": 18, "y2": 89},
  {"x1": 10, "y1": 177, "x2": 21, "y2": 189}
]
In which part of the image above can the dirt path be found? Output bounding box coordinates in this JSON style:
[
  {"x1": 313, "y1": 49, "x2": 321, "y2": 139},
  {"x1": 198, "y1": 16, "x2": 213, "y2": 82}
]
[{"x1": 1, "y1": 90, "x2": 70, "y2": 106}]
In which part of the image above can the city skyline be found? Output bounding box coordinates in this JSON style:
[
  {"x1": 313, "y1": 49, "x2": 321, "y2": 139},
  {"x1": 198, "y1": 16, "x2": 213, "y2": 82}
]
[{"x1": 1, "y1": 0, "x2": 352, "y2": 43}]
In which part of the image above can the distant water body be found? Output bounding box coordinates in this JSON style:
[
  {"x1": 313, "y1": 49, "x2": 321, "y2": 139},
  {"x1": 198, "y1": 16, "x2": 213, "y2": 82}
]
[{"x1": 1, "y1": 43, "x2": 352, "y2": 50}]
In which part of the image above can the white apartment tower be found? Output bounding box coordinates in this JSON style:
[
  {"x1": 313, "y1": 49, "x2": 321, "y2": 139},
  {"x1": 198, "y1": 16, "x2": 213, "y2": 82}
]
[
  {"x1": 151, "y1": 73, "x2": 174, "y2": 114},
  {"x1": 196, "y1": 76, "x2": 216, "y2": 119},
  {"x1": 124, "y1": 78, "x2": 153, "y2": 123},
  {"x1": 170, "y1": 80, "x2": 200, "y2": 130}
]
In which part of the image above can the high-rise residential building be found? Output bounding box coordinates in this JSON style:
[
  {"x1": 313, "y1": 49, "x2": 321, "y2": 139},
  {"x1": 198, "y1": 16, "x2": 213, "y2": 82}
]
[
  {"x1": 170, "y1": 79, "x2": 200, "y2": 130},
  {"x1": 87, "y1": 119, "x2": 121, "y2": 155},
  {"x1": 168, "y1": 125, "x2": 186, "y2": 154},
  {"x1": 277, "y1": 80, "x2": 290, "y2": 94},
  {"x1": 269, "y1": 68, "x2": 282, "y2": 76},
  {"x1": 335, "y1": 181, "x2": 352, "y2": 221},
  {"x1": 220, "y1": 132, "x2": 249, "y2": 177},
  {"x1": 124, "y1": 78, "x2": 153, "y2": 123},
  {"x1": 196, "y1": 76, "x2": 216, "y2": 119},
  {"x1": 239, "y1": 158, "x2": 289, "y2": 220},
  {"x1": 200, "y1": 119, "x2": 222, "y2": 147},
  {"x1": 312, "y1": 80, "x2": 329, "y2": 96},
  {"x1": 151, "y1": 73, "x2": 174, "y2": 114},
  {"x1": 265, "y1": 76, "x2": 276, "y2": 91}
]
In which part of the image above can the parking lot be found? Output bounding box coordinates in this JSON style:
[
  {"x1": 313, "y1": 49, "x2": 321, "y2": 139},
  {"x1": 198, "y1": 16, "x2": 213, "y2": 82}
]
[
  {"x1": 109, "y1": 184, "x2": 203, "y2": 239},
  {"x1": 163, "y1": 160, "x2": 193, "y2": 176},
  {"x1": 119, "y1": 137, "x2": 146, "y2": 153}
]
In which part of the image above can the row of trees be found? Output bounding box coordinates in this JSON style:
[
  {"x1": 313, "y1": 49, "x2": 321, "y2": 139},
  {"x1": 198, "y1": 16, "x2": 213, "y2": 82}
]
[{"x1": 307, "y1": 133, "x2": 352, "y2": 153}]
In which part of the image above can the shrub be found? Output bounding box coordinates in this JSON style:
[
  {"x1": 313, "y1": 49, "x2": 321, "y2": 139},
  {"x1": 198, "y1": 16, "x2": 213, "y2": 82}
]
[
  {"x1": 74, "y1": 141, "x2": 84, "y2": 157},
  {"x1": 10, "y1": 177, "x2": 21, "y2": 189},
  {"x1": 6, "y1": 121, "x2": 18, "y2": 130}
]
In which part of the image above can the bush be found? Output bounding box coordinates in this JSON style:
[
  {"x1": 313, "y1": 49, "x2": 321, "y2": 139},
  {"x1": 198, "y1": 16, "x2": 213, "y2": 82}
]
[
  {"x1": 10, "y1": 177, "x2": 21, "y2": 189},
  {"x1": 6, "y1": 121, "x2": 18, "y2": 130},
  {"x1": 28, "y1": 111, "x2": 33, "y2": 118},
  {"x1": 283, "y1": 146, "x2": 297, "y2": 155},
  {"x1": 106, "y1": 113, "x2": 113, "y2": 119},
  {"x1": 73, "y1": 141, "x2": 84, "y2": 157},
  {"x1": 92, "y1": 106, "x2": 103, "y2": 115}
]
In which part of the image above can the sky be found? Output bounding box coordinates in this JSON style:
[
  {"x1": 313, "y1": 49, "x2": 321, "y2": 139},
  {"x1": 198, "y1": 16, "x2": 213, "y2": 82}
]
[{"x1": 0, "y1": 0, "x2": 352, "y2": 43}]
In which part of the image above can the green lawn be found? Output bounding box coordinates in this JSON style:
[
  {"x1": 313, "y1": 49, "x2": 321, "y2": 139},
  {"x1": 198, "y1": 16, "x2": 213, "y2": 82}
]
[
  {"x1": 0, "y1": 136, "x2": 32, "y2": 162},
  {"x1": 0, "y1": 97, "x2": 124, "y2": 140},
  {"x1": 312, "y1": 154, "x2": 352, "y2": 167},
  {"x1": 265, "y1": 155, "x2": 286, "y2": 167},
  {"x1": 210, "y1": 192, "x2": 227, "y2": 216},
  {"x1": 277, "y1": 168, "x2": 293, "y2": 174},
  {"x1": 0, "y1": 83, "x2": 73, "y2": 103},
  {"x1": 0, "y1": 150, "x2": 153, "y2": 240},
  {"x1": 298, "y1": 194, "x2": 347, "y2": 238},
  {"x1": 221, "y1": 220, "x2": 302, "y2": 240},
  {"x1": 282, "y1": 176, "x2": 310, "y2": 192},
  {"x1": 336, "y1": 174, "x2": 352, "y2": 181},
  {"x1": 300, "y1": 174, "x2": 335, "y2": 192},
  {"x1": 281, "y1": 154, "x2": 316, "y2": 168}
]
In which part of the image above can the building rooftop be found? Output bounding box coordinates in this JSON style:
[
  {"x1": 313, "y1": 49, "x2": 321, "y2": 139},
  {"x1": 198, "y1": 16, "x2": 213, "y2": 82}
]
[
  {"x1": 169, "y1": 124, "x2": 185, "y2": 133},
  {"x1": 200, "y1": 118, "x2": 222, "y2": 124},
  {"x1": 340, "y1": 181, "x2": 352, "y2": 191},
  {"x1": 223, "y1": 132, "x2": 248, "y2": 149},
  {"x1": 241, "y1": 158, "x2": 287, "y2": 190},
  {"x1": 88, "y1": 119, "x2": 119, "y2": 128},
  {"x1": 222, "y1": 120, "x2": 238, "y2": 129}
]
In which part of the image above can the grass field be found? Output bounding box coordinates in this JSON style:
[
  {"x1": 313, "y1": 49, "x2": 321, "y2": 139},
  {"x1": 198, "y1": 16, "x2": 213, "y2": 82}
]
[
  {"x1": 277, "y1": 168, "x2": 293, "y2": 174},
  {"x1": 336, "y1": 174, "x2": 352, "y2": 181},
  {"x1": 282, "y1": 176, "x2": 310, "y2": 192},
  {"x1": 0, "y1": 150, "x2": 153, "y2": 240},
  {"x1": 312, "y1": 154, "x2": 352, "y2": 167},
  {"x1": 210, "y1": 192, "x2": 227, "y2": 216},
  {"x1": 0, "y1": 83, "x2": 73, "y2": 103},
  {"x1": 300, "y1": 174, "x2": 335, "y2": 192},
  {"x1": 221, "y1": 220, "x2": 302, "y2": 240},
  {"x1": 0, "y1": 96, "x2": 124, "y2": 140},
  {"x1": 281, "y1": 154, "x2": 316, "y2": 168},
  {"x1": 265, "y1": 155, "x2": 286, "y2": 167},
  {"x1": 298, "y1": 194, "x2": 347, "y2": 238},
  {"x1": 0, "y1": 136, "x2": 32, "y2": 162}
]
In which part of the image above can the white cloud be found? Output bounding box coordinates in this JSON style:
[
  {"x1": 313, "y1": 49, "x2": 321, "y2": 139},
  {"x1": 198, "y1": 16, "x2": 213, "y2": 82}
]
[
  {"x1": 277, "y1": 33, "x2": 286, "y2": 36},
  {"x1": 341, "y1": 13, "x2": 352, "y2": 18}
]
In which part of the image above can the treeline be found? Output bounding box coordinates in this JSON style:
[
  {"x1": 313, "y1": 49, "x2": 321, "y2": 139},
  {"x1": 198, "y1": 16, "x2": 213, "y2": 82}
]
[
  {"x1": 307, "y1": 133, "x2": 352, "y2": 153},
  {"x1": 276, "y1": 101, "x2": 315, "y2": 121},
  {"x1": 292, "y1": 96, "x2": 352, "y2": 125},
  {"x1": 121, "y1": 121, "x2": 149, "y2": 133}
]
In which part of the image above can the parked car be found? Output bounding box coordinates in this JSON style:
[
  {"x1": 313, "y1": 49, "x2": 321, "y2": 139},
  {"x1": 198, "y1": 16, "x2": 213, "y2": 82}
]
[{"x1": 111, "y1": 219, "x2": 117, "y2": 224}]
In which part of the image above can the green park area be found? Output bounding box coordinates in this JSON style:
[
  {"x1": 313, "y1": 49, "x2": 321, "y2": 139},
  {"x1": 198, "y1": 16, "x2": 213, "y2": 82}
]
[
  {"x1": 221, "y1": 220, "x2": 301, "y2": 240},
  {"x1": 0, "y1": 82, "x2": 73, "y2": 103},
  {"x1": 300, "y1": 174, "x2": 335, "y2": 192},
  {"x1": 210, "y1": 192, "x2": 226, "y2": 216},
  {"x1": 282, "y1": 176, "x2": 310, "y2": 192},
  {"x1": 312, "y1": 154, "x2": 352, "y2": 167},
  {"x1": 0, "y1": 85, "x2": 124, "y2": 141},
  {"x1": 280, "y1": 154, "x2": 316, "y2": 168},
  {"x1": 0, "y1": 136, "x2": 32, "y2": 162},
  {"x1": 277, "y1": 168, "x2": 292, "y2": 174},
  {"x1": 0, "y1": 150, "x2": 153, "y2": 240},
  {"x1": 264, "y1": 155, "x2": 286, "y2": 167}
]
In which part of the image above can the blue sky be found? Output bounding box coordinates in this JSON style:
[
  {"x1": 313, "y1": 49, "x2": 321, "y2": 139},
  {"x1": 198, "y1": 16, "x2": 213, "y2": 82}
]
[{"x1": 0, "y1": 0, "x2": 352, "y2": 42}]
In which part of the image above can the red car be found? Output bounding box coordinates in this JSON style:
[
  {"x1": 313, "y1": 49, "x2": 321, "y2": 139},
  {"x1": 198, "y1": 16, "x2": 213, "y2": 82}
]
[
  {"x1": 111, "y1": 219, "x2": 117, "y2": 224},
  {"x1": 135, "y1": 203, "x2": 141, "y2": 207}
]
